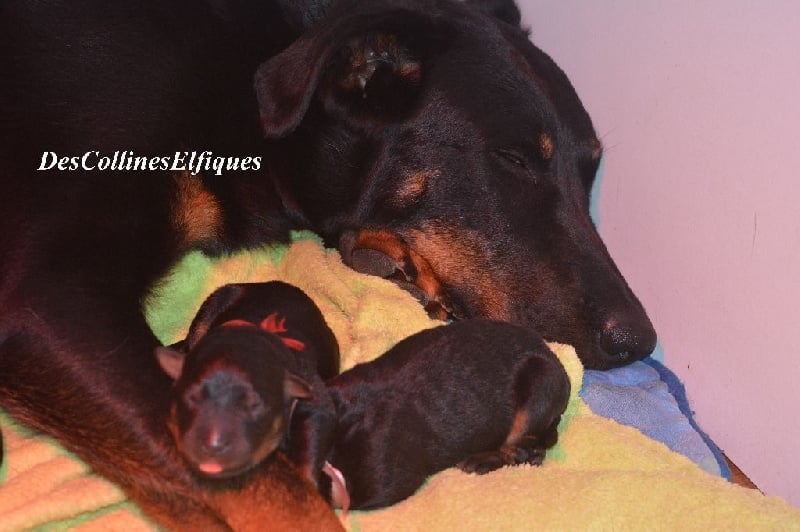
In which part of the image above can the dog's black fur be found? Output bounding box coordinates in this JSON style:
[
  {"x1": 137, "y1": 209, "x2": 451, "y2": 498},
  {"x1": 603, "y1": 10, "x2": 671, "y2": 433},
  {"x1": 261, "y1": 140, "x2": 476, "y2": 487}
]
[
  {"x1": 156, "y1": 282, "x2": 339, "y2": 482},
  {"x1": 253, "y1": 0, "x2": 657, "y2": 368},
  {"x1": 0, "y1": 0, "x2": 655, "y2": 526},
  {"x1": 315, "y1": 319, "x2": 570, "y2": 510}
]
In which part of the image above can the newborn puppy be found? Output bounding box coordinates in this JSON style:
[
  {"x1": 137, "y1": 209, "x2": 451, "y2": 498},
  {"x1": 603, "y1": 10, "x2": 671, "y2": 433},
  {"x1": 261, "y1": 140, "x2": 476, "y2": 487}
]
[
  {"x1": 156, "y1": 281, "x2": 339, "y2": 480},
  {"x1": 320, "y1": 319, "x2": 571, "y2": 510}
]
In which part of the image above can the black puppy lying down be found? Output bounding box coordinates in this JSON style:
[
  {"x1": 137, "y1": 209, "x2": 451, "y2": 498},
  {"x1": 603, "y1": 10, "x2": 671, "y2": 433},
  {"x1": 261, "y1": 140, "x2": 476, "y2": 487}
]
[
  {"x1": 155, "y1": 281, "x2": 339, "y2": 481},
  {"x1": 318, "y1": 319, "x2": 571, "y2": 510},
  {"x1": 157, "y1": 287, "x2": 568, "y2": 511}
]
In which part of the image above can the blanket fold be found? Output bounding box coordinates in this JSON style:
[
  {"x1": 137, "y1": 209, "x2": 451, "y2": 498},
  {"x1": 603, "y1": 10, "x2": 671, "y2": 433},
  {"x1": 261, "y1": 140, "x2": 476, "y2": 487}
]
[
  {"x1": 582, "y1": 360, "x2": 728, "y2": 477},
  {"x1": 2, "y1": 232, "x2": 798, "y2": 530}
]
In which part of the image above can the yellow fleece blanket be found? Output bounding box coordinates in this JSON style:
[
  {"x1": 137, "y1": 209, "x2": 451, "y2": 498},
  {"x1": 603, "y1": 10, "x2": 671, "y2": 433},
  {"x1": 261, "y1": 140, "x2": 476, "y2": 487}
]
[{"x1": 1, "y1": 232, "x2": 799, "y2": 530}]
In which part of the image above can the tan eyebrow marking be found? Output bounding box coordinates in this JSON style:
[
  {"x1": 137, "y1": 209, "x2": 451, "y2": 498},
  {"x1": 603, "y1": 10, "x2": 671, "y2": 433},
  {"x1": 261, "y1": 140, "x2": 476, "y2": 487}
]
[
  {"x1": 539, "y1": 133, "x2": 554, "y2": 160},
  {"x1": 389, "y1": 168, "x2": 440, "y2": 208}
]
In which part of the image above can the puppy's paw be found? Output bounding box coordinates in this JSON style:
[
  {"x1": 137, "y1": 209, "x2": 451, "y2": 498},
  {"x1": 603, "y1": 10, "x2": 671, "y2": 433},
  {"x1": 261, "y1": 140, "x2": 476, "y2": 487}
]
[
  {"x1": 458, "y1": 450, "x2": 513, "y2": 474},
  {"x1": 513, "y1": 433, "x2": 553, "y2": 466},
  {"x1": 458, "y1": 443, "x2": 548, "y2": 474},
  {"x1": 516, "y1": 446, "x2": 547, "y2": 466}
]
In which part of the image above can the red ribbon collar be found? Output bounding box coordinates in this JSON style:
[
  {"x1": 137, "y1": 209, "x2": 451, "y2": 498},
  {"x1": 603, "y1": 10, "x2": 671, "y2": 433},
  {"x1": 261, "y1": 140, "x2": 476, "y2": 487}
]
[{"x1": 220, "y1": 312, "x2": 306, "y2": 351}]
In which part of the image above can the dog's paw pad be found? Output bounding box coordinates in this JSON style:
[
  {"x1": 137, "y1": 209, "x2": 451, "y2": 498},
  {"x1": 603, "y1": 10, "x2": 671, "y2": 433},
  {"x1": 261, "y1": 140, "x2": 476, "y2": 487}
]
[
  {"x1": 458, "y1": 451, "x2": 510, "y2": 474},
  {"x1": 519, "y1": 448, "x2": 546, "y2": 466}
]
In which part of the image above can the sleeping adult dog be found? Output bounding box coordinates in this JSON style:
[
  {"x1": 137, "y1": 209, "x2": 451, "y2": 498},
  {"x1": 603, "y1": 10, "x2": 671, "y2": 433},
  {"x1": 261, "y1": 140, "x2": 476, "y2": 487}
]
[{"x1": 0, "y1": 0, "x2": 657, "y2": 528}]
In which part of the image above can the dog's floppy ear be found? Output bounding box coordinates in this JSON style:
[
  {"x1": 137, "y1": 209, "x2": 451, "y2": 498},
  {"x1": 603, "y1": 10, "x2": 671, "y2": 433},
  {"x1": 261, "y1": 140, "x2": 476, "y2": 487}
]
[
  {"x1": 253, "y1": 31, "x2": 331, "y2": 138},
  {"x1": 185, "y1": 284, "x2": 247, "y2": 350},
  {"x1": 255, "y1": 10, "x2": 444, "y2": 137}
]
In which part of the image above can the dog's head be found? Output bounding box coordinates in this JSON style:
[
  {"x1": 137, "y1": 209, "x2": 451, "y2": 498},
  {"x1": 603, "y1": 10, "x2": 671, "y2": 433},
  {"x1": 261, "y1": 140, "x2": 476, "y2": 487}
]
[
  {"x1": 156, "y1": 329, "x2": 311, "y2": 478},
  {"x1": 254, "y1": 0, "x2": 657, "y2": 369}
]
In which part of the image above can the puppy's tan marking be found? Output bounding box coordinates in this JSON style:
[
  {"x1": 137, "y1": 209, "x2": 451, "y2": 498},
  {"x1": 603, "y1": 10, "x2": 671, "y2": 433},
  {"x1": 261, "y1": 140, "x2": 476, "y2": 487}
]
[
  {"x1": 250, "y1": 415, "x2": 285, "y2": 466},
  {"x1": 172, "y1": 171, "x2": 222, "y2": 249},
  {"x1": 505, "y1": 408, "x2": 530, "y2": 446}
]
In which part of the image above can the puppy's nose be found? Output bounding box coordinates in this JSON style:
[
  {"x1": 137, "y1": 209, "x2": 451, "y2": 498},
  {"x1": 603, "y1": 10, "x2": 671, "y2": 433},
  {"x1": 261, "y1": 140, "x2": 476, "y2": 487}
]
[
  {"x1": 599, "y1": 317, "x2": 657, "y2": 364},
  {"x1": 202, "y1": 429, "x2": 231, "y2": 455}
]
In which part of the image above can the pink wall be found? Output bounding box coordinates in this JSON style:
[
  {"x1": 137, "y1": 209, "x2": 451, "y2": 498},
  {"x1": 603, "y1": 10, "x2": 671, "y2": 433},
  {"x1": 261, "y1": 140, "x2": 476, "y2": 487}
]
[{"x1": 517, "y1": 0, "x2": 800, "y2": 506}]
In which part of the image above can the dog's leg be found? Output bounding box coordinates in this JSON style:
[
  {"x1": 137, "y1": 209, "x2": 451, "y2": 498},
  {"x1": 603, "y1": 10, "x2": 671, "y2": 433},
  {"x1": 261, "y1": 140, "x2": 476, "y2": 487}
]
[
  {"x1": 208, "y1": 453, "x2": 343, "y2": 532},
  {"x1": 0, "y1": 310, "x2": 229, "y2": 529},
  {"x1": 0, "y1": 288, "x2": 338, "y2": 529}
]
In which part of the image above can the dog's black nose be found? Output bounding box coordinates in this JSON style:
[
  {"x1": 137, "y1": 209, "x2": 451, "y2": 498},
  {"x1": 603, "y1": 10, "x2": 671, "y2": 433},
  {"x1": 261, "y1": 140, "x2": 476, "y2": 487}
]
[{"x1": 599, "y1": 318, "x2": 657, "y2": 364}]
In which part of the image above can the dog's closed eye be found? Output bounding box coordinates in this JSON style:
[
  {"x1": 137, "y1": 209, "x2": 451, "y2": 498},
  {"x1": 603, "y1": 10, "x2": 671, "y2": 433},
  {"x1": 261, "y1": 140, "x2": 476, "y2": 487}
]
[{"x1": 494, "y1": 149, "x2": 528, "y2": 168}]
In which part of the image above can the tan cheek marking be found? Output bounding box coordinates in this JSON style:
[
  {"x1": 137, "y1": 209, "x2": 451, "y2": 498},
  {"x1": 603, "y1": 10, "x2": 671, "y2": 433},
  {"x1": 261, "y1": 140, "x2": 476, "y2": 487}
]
[
  {"x1": 350, "y1": 229, "x2": 447, "y2": 307},
  {"x1": 252, "y1": 416, "x2": 284, "y2": 463},
  {"x1": 407, "y1": 223, "x2": 512, "y2": 320},
  {"x1": 389, "y1": 169, "x2": 439, "y2": 208},
  {"x1": 405, "y1": 247, "x2": 445, "y2": 310},
  {"x1": 539, "y1": 133, "x2": 554, "y2": 160},
  {"x1": 350, "y1": 229, "x2": 414, "y2": 271},
  {"x1": 172, "y1": 171, "x2": 222, "y2": 248}
]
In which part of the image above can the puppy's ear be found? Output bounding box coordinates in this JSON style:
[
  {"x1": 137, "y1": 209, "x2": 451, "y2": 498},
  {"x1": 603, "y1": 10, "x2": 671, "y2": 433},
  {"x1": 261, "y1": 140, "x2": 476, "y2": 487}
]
[
  {"x1": 254, "y1": 9, "x2": 446, "y2": 137},
  {"x1": 284, "y1": 372, "x2": 313, "y2": 401},
  {"x1": 185, "y1": 284, "x2": 246, "y2": 350},
  {"x1": 155, "y1": 346, "x2": 186, "y2": 380}
]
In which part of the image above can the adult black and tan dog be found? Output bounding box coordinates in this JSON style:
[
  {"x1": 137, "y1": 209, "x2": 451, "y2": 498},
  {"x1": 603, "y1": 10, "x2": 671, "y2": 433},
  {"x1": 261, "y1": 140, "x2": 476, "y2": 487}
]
[{"x1": 0, "y1": 0, "x2": 657, "y2": 528}]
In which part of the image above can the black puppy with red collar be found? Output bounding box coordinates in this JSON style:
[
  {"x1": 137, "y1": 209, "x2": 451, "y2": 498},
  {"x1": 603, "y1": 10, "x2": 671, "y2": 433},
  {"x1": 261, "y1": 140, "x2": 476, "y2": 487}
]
[
  {"x1": 317, "y1": 319, "x2": 571, "y2": 510},
  {"x1": 157, "y1": 283, "x2": 569, "y2": 512},
  {"x1": 155, "y1": 281, "x2": 339, "y2": 484}
]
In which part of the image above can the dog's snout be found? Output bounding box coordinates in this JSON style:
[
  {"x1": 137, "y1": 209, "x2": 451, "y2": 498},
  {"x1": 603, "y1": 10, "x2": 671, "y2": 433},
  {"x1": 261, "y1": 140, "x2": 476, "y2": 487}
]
[{"x1": 599, "y1": 317, "x2": 657, "y2": 364}]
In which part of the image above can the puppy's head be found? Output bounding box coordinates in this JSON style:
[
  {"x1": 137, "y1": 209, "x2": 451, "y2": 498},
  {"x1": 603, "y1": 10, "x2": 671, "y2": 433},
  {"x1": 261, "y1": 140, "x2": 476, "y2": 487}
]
[{"x1": 156, "y1": 328, "x2": 311, "y2": 478}]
